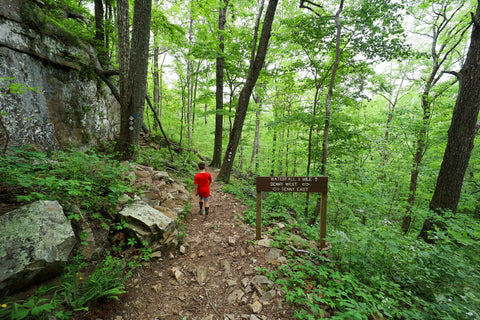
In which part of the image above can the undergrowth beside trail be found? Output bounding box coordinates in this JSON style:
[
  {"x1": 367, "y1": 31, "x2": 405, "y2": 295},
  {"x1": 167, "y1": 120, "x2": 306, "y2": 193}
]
[
  {"x1": 1, "y1": 145, "x2": 480, "y2": 319},
  {"x1": 222, "y1": 175, "x2": 480, "y2": 320},
  {"x1": 0, "y1": 145, "x2": 199, "y2": 319}
]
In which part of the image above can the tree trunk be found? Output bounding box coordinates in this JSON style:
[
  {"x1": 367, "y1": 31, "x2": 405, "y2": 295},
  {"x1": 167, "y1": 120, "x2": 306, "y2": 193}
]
[
  {"x1": 179, "y1": 75, "x2": 186, "y2": 146},
  {"x1": 403, "y1": 1, "x2": 470, "y2": 234},
  {"x1": 192, "y1": 62, "x2": 201, "y2": 135},
  {"x1": 419, "y1": 2, "x2": 480, "y2": 241},
  {"x1": 159, "y1": 54, "x2": 166, "y2": 118},
  {"x1": 285, "y1": 106, "x2": 291, "y2": 175},
  {"x1": 152, "y1": 43, "x2": 159, "y2": 130},
  {"x1": 320, "y1": 0, "x2": 343, "y2": 176},
  {"x1": 94, "y1": 0, "x2": 106, "y2": 66},
  {"x1": 304, "y1": 79, "x2": 321, "y2": 216},
  {"x1": 270, "y1": 129, "x2": 276, "y2": 176},
  {"x1": 114, "y1": 0, "x2": 130, "y2": 158},
  {"x1": 217, "y1": 0, "x2": 278, "y2": 183},
  {"x1": 402, "y1": 91, "x2": 432, "y2": 233},
  {"x1": 380, "y1": 75, "x2": 405, "y2": 166},
  {"x1": 309, "y1": 0, "x2": 343, "y2": 226},
  {"x1": 250, "y1": 107, "x2": 261, "y2": 172},
  {"x1": 212, "y1": 0, "x2": 229, "y2": 168},
  {"x1": 186, "y1": 17, "x2": 194, "y2": 146},
  {"x1": 115, "y1": 0, "x2": 152, "y2": 161}
]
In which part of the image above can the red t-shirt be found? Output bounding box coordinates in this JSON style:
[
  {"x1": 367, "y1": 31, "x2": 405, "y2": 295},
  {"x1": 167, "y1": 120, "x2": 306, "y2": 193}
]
[{"x1": 194, "y1": 172, "x2": 212, "y2": 197}]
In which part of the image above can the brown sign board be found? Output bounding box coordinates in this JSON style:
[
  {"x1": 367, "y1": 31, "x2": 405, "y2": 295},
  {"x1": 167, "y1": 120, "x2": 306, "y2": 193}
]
[{"x1": 256, "y1": 176, "x2": 328, "y2": 193}]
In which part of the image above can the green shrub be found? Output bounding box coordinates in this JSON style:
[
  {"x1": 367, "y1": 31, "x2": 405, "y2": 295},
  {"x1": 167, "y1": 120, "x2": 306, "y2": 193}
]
[
  {"x1": 61, "y1": 254, "x2": 131, "y2": 311},
  {"x1": 0, "y1": 285, "x2": 69, "y2": 320},
  {"x1": 0, "y1": 147, "x2": 132, "y2": 217},
  {"x1": 268, "y1": 221, "x2": 480, "y2": 320},
  {"x1": 138, "y1": 147, "x2": 198, "y2": 188},
  {"x1": 0, "y1": 254, "x2": 131, "y2": 319},
  {"x1": 226, "y1": 171, "x2": 480, "y2": 319}
]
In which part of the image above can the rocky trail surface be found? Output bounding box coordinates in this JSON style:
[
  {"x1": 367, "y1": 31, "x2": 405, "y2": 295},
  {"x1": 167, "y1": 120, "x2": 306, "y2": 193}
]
[{"x1": 79, "y1": 168, "x2": 296, "y2": 320}]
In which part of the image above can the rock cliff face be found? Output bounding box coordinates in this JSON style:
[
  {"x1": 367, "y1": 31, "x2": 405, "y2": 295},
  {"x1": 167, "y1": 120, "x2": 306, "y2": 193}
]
[{"x1": 0, "y1": 0, "x2": 119, "y2": 151}]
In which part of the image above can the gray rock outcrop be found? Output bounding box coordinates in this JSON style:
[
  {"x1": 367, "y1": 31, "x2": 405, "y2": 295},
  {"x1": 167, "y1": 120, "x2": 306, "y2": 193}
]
[
  {"x1": 0, "y1": 0, "x2": 119, "y2": 151},
  {"x1": 0, "y1": 200, "x2": 76, "y2": 294}
]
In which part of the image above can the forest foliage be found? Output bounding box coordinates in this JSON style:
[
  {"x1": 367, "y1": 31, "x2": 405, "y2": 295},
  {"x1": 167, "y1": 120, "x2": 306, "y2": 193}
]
[{"x1": 2, "y1": 0, "x2": 480, "y2": 319}]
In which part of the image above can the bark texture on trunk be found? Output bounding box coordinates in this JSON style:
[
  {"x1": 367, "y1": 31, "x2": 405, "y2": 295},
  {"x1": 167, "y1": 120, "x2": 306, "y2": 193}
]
[
  {"x1": 419, "y1": 3, "x2": 480, "y2": 241},
  {"x1": 115, "y1": 0, "x2": 152, "y2": 161},
  {"x1": 212, "y1": 0, "x2": 229, "y2": 168},
  {"x1": 217, "y1": 0, "x2": 278, "y2": 183}
]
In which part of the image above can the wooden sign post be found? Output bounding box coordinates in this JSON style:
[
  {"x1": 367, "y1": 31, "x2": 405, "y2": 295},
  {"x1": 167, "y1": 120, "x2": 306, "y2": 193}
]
[{"x1": 256, "y1": 176, "x2": 328, "y2": 249}]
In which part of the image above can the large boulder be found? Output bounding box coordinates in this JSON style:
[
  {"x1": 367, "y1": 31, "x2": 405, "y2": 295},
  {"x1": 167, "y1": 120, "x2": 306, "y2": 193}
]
[
  {"x1": 0, "y1": 201, "x2": 76, "y2": 294},
  {"x1": 118, "y1": 200, "x2": 178, "y2": 250}
]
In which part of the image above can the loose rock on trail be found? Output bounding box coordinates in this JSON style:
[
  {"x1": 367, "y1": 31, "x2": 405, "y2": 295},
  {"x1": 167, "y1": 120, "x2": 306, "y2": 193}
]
[{"x1": 79, "y1": 167, "x2": 296, "y2": 320}]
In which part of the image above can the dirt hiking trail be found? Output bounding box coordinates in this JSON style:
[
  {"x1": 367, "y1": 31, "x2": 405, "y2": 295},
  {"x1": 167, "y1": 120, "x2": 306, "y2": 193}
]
[{"x1": 79, "y1": 167, "x2": 296, "y2": 320}]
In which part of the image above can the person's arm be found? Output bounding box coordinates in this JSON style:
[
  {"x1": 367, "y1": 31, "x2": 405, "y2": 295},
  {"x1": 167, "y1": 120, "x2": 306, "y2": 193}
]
[{"x1": 194, "y1": 175, "x2": 199, "y2": 195}]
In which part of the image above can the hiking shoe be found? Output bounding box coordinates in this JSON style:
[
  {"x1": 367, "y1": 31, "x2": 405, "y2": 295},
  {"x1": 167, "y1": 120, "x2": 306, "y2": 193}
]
[
  {"x1": 204, "y1": 215, "x2": 208, "y2": 221},
  {"x1": 198, "y1": 209, "x2": 203, "y2": 215}
]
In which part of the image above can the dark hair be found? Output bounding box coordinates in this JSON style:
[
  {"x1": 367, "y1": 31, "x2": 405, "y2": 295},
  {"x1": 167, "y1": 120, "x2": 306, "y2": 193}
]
[{"x1": 198, "y1": 162, "x2": 206, "y2": 170}]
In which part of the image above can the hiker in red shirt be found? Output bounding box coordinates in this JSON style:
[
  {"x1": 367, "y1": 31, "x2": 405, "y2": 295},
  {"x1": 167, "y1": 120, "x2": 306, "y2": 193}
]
[{"x1": 194, "y1": 162, "x2": 212, "y2": 220}]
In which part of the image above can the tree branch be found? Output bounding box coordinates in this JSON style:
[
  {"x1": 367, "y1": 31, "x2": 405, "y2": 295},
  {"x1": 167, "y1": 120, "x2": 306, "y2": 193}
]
[
  {"x1": 145, "y1": 95, "x2": 174, "y2": 159},
  {"x1": 300, "y1": 0, "x2": 323, "y2": 10},
  {"x1": 300, "y1": 0, "x2": 323, "y2": 18},
  {"x1": 444, "y1": 70, "x2": 459, "y2": 78},
  {"x1": 103, "y1": 70, "x2": 120, "y2": 77}
]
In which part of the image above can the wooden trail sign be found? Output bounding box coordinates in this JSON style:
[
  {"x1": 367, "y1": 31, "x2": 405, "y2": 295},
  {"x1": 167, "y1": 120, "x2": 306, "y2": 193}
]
[{"x1": 255, "y1": 176, "x2": 328, "y2": 249}]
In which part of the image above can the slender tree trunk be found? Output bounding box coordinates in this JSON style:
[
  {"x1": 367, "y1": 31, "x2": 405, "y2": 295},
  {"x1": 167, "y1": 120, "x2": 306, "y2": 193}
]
[
  {"x1": 320, "y1": 0, "x2": 343, "y2": 176},
  {"x1": 212, "y1": 0, "x2": 229, "y2": 168},
  {"x1": 228, "y1": 83, "x2": 234, "y2": 132},
  {"x1": 304, "y1": 82, "x2": 321, "y2": 216},
  {"x1": 105, "y1": 2, "x2": 113, "y2": 61},
  {"x1": 250, "y1": 108, "x2": 261, "y2": 172},
  {"x1": 270, "y1": 130, "x2": 276, "y2": 176},
  {"x1": 285, "y1": 106, "x2": 291, "y2": 175},
  {"x1": 192, "y1": 62, "x2": 201, "y2": 135},
  {"x1": 419, "y1": 2, "x2": 480, "y2": 241},
  {"x1": 159, "y1": 53, "x2": 166, "y2": 118},
  {"x1": 153, "y1": 43, "x2": 159, "y2": 130},
  {"x1": 152, "y1": 0, "x2": 160, "y2": 129},
  {"x1": 380, "y1": 75, "x2": 405, "y2": 166},
  {"x1": 217, "y1": 0, "x2": 278, "y2": 183},
  {"x1": 402, "y1": 92, "x2": 431, "y2": 233},
  {"x1": 186, "y1": 18, "x2": 194, "y2": 146},
  {"x1": 239, "y1": 145, "x2": 244, "y2": 171},
  {"x1": 309, "y1": 0, "x2": 344, "y2": 226},
  {"x1": 293, "y1": 132, "x2": 299, "y2": 176},
  {"x1": 403, "y1": 2, "x2": 469, "y2": 233},
  {"x1": 179, "y1": 75, "x2": 186, "y2": 146},
  {"x1": 278, "y1": 125, "x2": 284, "y2": 175},
  {"x1": 94, "y1": 0, "x2": 106, "y2": 66},
  {"x1": 204, "y1": 104, "x2": 207, "y2": 124}
]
